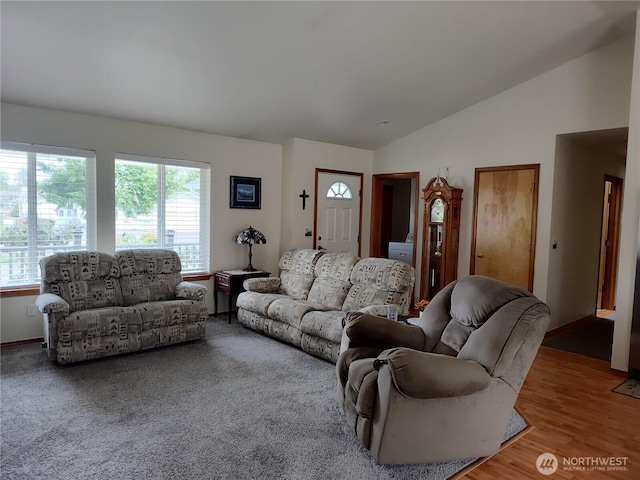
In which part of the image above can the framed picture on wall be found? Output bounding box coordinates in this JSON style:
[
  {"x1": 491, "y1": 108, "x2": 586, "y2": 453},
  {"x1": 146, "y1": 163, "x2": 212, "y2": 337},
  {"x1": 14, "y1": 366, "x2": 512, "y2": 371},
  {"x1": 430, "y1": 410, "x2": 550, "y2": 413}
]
[{"x1": 230, "y1": 176, "x2": 261, "y2": 209}]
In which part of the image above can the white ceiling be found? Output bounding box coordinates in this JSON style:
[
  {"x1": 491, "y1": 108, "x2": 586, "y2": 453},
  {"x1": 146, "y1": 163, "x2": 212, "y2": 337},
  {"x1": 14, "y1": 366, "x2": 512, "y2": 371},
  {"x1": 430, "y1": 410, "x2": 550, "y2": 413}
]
[{"x1": 1, "y1": 1, "x2": 638, "y2": 150}]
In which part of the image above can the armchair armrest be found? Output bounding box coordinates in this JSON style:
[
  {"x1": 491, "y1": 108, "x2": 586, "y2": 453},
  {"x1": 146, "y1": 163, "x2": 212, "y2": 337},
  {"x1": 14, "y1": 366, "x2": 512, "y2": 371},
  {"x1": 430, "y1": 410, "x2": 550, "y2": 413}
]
[
  {"x1": 36, "y1": 293, "x2": 70, "y2": 316},
  {"x1": 343, "y1": 311, "x2": 425, "y2": 351},
  {"x1": 243, "y1": 277, "x2": 281, "y2": 293},
  {"x1": 375, "y1": 348, "x2": 490, "y2": 399},
  {"x1": 176, "y1": 281, "x2": 207, "y2": 301}
]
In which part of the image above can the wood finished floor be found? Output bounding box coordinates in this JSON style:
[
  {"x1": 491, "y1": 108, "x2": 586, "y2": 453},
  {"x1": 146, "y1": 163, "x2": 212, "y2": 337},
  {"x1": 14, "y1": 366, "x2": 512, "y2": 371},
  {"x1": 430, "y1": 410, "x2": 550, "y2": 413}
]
[
  {"x1": 465, "y1": 346, "x2": 638, "y2": 479},
  {"x1": 597, "y1": 309, "x2": 616, "y2": 319}
]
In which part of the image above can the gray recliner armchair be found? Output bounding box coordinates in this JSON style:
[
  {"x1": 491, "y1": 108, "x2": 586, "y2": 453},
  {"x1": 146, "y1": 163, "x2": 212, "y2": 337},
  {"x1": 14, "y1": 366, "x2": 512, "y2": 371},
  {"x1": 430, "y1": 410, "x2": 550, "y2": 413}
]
[{"x1": 336, "y1": 275, "x2": 550, "y2": 465}]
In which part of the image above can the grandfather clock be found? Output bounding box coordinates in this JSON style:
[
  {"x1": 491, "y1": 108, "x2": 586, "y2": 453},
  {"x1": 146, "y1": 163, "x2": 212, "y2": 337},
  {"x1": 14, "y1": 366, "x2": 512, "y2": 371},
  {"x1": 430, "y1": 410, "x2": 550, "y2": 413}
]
[{"x1": 421, "y1": 177, "x2": 463, "y2": 300}]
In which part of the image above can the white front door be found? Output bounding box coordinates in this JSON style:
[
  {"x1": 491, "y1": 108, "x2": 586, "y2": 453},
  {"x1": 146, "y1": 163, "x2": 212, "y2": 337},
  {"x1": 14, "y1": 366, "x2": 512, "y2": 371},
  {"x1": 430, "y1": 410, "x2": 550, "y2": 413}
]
[{"x1": 315, "y1": 170, "x2": 362, "y2": 256}]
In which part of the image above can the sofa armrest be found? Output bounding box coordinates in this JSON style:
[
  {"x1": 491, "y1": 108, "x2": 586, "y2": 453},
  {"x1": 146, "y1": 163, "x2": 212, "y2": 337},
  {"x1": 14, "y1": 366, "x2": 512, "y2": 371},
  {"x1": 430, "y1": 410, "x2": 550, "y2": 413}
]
[
  {"x1": 176, "y1": 281, "x2": 207, "y2": 301},
  {"x1": 343, "y1": 311, "x2": 425, "y2": 351},
  {"x1": 36, "y1": 293, "x2": 70, "y2": 316},
  {"x1": 243, "y1": 277, "x2": 281, "y2": 293},
  {"x1": 375, "y1": 348, "x2": 491, "y2": 399}
]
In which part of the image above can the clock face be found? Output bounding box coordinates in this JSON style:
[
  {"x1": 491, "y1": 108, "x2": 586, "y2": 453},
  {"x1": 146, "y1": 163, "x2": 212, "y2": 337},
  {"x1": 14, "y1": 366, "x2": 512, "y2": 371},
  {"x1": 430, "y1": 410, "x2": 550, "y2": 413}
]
[{"x1": 430, "y1": 198, "x2": 445, "y2": 223}]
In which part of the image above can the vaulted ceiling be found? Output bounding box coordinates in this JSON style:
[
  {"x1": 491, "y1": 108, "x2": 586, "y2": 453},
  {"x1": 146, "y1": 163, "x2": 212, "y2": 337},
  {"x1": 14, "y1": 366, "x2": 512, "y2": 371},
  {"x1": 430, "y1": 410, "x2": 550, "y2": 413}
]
[{"x1": 1, "y1": 1, "x2": 638, "y2": 150}]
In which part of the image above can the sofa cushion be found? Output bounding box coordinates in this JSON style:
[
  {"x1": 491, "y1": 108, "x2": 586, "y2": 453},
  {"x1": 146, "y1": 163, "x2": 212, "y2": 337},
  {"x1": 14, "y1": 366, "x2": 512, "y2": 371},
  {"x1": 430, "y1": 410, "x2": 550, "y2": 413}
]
[
  {"x1": 307, "y1": 252, "x2": 359, "y2": 309},
  {"x1": 267, "y1": 298, "x2": 326, "y2": 329},
  {"x1": 342, "y1": 258, "x2": 415, "y2": 315},
  {"x1": 342, "y1": 287, "x2": 409, "y2": 314},
  {"x1": 300, "y1": 310, "x2": 346, "y2": 343},
  {"x1": 40, "y1": 251, "x2": 122, "y2": 313},
  {"x1": 236, "y1": 291, "x2": 287, "y2": 316},
  {"x1": 278, "y1": 249, "x2": 325, "y2": 300},
  {"x1": 349, "y1": 257, "x2": 415, "y2": 292},
  {"x1": 116, "y1": 249, "x2": 183, "y2": 306}
]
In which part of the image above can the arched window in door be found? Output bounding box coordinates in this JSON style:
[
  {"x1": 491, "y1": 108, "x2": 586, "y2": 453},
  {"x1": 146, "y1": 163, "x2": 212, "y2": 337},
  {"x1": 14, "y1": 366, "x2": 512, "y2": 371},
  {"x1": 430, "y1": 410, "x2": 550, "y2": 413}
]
[{"x1": 326, "y1": 181, "x2": 353, "y2": 199}]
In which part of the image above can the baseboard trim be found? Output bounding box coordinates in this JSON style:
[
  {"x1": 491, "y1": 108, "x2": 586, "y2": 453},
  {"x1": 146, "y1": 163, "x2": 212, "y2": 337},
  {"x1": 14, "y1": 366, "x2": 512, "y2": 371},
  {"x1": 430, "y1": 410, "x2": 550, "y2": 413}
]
[
  {"x1": 609, "y1": 367, "x2": 629, "y2": 378},
  {"x1": 544, "y1": 315, "x2": 598, "y2": 340},
  {"x1": 1, "y1": 337, "x2": 44, "y2": 348}
]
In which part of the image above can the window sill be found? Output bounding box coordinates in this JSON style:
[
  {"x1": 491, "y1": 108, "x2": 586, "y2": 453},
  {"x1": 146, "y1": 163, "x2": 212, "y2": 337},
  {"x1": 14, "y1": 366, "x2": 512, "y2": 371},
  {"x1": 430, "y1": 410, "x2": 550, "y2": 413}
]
[
  {"x1": 183, "y1": 272, "x2": 213, "y2": 282},
  {"x1": 0, "y1": 273, "x2": 213, "y2": 298},
  {"x1": 0, "y1": 286, "x2": 40, "y2": 298}
]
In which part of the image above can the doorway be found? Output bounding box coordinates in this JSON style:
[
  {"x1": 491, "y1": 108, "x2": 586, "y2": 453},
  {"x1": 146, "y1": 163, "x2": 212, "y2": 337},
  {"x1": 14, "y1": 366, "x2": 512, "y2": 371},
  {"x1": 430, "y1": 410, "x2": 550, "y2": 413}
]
[
  {"x1": 542, "y1": 127, "x2": 627, "y2": 363},
  {"x1": 370, "y1": 172, "x2": 420, "y2": 267},
  {"x1": 314, "y1": 169, "x2": 363, "y2": 256}
]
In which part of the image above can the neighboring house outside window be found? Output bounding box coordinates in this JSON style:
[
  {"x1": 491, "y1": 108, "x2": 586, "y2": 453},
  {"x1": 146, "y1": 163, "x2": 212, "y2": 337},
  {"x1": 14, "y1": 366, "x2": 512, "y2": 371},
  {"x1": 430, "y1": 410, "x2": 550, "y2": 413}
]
[
  {"x1": 114, "y1": 154, "x2": 210, "y2": 273},
  {"x1": 0, "y1": 143, "x2": 97, "y2": 288}
]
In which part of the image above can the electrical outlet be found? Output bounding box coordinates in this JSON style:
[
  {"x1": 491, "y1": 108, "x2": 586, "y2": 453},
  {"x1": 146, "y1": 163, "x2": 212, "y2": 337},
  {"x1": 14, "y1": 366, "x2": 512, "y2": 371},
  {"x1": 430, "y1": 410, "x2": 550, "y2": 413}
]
[{"x1": 27, "y1": 304, "x2": 36, "y2": 317}]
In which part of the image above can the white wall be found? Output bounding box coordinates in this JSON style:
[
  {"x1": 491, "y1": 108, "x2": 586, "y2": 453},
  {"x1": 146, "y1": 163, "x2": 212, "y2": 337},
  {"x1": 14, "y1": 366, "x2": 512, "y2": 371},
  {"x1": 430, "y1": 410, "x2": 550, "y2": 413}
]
[
  {"x1": 281, "y1": 137, "x2": 373, "y2": 256},
  {"x1": 612, "y1": 12, "x2": 640, "y2": 372},
  {"x1": 373, "y1": 34, "x2": 636, "y2": 369},
  {"x1": 0, "y1": 103, "x2": 283, "y2": 343},
  {"x1": 547, "y1": 136, "x2": 626, "y2": 329}
]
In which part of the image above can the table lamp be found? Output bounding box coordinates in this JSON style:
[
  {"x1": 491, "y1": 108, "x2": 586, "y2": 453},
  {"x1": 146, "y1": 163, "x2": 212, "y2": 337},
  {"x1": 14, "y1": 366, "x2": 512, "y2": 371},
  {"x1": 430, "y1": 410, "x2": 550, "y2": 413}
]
[{"x1": 235, "y1": 226, "x2": 267, "y2": 272}]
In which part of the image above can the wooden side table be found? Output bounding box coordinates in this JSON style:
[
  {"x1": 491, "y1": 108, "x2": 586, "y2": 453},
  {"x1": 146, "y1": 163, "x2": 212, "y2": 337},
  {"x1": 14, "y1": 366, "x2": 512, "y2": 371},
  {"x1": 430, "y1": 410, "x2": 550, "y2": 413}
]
[{"x1": 213, "y1": 270, "x2": 270, "y2": 323}]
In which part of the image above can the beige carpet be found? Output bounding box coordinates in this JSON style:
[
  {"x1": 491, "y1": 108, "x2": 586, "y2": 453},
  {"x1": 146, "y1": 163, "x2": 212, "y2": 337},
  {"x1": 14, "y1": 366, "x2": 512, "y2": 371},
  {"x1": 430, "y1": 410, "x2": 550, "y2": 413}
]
[{"x1": 1, "y1": 317, "x2": 527, "y2": 480}]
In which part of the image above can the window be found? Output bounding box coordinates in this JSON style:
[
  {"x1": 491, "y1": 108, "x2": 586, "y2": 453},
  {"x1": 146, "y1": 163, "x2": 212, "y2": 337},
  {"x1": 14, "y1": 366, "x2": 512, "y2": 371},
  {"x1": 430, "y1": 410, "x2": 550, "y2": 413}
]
[
  {"x1": 326, "y1": 181, "x2": 353, "y2": 199},
  {"x1": 114, "y1": 154, "x2": 210, "y2": 273},
  {"x1": 0, "y1": 143, "x2": 96, "y2": 287}
]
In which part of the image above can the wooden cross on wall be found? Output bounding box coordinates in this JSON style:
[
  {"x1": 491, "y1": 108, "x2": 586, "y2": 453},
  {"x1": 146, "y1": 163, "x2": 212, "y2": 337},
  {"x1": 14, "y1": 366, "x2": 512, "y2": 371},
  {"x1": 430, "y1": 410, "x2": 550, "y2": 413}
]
[{"x1": 299, "y1": 189, "x2": 310, "y2": 210}]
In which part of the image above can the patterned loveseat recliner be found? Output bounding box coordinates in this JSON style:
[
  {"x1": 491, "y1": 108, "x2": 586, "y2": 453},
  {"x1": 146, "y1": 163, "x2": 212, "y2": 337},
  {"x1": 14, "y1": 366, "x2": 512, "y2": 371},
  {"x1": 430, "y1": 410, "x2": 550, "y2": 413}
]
[
  {"x1": 37, "y1": 249, "x2": 208, "y2": 364},
  {"x1": 236, "y1": 249, "x2": 415, "y2": 363}
]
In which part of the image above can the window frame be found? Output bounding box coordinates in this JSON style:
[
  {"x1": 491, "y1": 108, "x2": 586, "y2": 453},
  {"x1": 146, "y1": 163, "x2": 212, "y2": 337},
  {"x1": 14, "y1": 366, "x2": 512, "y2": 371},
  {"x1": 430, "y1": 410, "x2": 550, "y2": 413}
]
[
  {"x1": 0, "y1": 142, "x2": 97, "y2": 291},
  {"x1": 326, "y1": 181, "x2": 353, "y2": 199},
  {"x1": 114, "y1": 153, "x2": 211, "y2": 274}
]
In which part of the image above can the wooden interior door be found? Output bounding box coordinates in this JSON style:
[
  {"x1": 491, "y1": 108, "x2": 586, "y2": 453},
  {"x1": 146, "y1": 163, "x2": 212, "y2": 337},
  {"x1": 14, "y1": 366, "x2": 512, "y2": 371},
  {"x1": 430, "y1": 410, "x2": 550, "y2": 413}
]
[
  {"x1": 470, "y1": 165, "x2": 539, "y2": 291},
  {"x1": 598, "y1": 175, "x2": 623, "y2": 310}
]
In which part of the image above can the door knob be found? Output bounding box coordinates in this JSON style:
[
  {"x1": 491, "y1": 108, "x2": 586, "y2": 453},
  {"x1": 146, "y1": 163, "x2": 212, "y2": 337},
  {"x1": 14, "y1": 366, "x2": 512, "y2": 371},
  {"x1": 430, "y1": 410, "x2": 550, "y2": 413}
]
[{"x1": 476, "y1": 253, "x2": 484, "y2": 258}]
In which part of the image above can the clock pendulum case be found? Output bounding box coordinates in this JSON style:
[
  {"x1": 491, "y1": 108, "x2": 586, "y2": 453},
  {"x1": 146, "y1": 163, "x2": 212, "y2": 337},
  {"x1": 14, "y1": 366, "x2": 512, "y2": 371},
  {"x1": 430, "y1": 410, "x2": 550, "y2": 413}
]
[{"x1": 421, "y1": 177, "x2": 463, "y2": 300}]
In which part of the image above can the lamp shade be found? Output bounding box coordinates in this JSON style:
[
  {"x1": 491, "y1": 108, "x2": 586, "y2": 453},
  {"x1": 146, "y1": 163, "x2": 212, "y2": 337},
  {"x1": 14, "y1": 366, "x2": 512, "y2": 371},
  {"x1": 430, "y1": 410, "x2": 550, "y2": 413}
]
[
  {"x1": 235, "y1": 226, "x2": 266, "y2": 271},
  {"x1": 235, "y1": 226, "x2": 267, "y2": 245}
]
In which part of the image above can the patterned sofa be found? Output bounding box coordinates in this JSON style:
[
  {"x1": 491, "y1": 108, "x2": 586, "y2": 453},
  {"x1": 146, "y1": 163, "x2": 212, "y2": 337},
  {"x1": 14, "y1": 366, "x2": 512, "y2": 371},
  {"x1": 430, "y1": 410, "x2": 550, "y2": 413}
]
[
  {"x1": 36, "y1": 249, "x2": 208, "y2": 364},
  {"x1": 236, "y1": 249, "x2": 415, "y2": 362}
]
